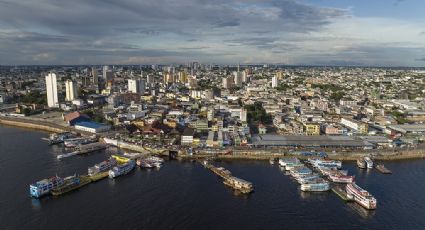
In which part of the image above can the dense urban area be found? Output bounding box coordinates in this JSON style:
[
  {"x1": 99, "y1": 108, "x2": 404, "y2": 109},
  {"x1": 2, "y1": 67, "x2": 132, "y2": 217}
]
[{"x1": 0, "y1": 64, "x2": 425, "y2": 158}]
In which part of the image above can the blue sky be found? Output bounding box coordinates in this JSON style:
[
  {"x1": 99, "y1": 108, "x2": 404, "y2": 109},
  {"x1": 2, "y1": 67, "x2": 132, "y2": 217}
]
[{"x1": 0, "y1": 0, "x2": 424, "y2": 66}]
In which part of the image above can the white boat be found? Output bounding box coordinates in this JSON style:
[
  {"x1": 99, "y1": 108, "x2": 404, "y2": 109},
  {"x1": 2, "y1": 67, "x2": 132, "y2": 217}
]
[
  {"x1": 357, "y1": 158, "x2": 366, "y2": 169},
  {"x1": 296, "y1": 174, "x2": 320, "y2": 184},
  {"x1": 300, "y1": 179, "x2": 330, "y2": 192},
  {"x1": 328, "y1": 174, "x2": 355, "y2": 183},
  {"x1": 278, "y1": 157, "x2": 300, "y2": 167},
  {"x1": 364, "y1": 157, "x2": 374, "y2": 169},
  {"x1": 346, "y1": 183, "x2": 377, "y2": 209},
  {"x1": 310, "y1": 159, "x2": 342, "y2": 169},
  {"x1": 57, "y1": 151, "x2": 78, "y2": 159}
]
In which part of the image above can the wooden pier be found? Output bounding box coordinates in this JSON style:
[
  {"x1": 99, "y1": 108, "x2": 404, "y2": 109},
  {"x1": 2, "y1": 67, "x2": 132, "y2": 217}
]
[{"x1": 203, "y1": 162, "x2": 253, "y2": 194}]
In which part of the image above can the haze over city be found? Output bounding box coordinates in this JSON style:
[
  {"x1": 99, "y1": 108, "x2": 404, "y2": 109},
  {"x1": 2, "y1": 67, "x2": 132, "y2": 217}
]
[{"x1": 1, "y1": 0, "x2": 425, "y2": 66}]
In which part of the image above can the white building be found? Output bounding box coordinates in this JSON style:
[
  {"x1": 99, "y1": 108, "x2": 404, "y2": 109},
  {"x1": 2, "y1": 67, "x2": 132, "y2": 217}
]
[
  {"x1": 65, "y1": 80, "x2": 78, "y2": 101},
  {"x1": 45, "y1": 73, "x2": 59, "y2": 108},
  {"x1": 272, "y1": 76, "x2": 279, "y2": 88},
  {"x1": 128, "y1": 79, "x2": 145, "y2": 95},
  {"x1": 233, "y1": 71, "x2": 243, "y2": 87}
]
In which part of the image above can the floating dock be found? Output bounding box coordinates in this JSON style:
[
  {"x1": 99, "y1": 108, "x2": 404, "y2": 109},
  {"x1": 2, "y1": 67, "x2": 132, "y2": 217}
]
[
  {"x1": 376, "y1": 164, "x2": 392, "y2": 174},
  {"x1": 89, "y1": 171, "x2": 109, "y2": 182},
  {"x1": 332, "y1": 186, "x2": 353, "y2": 202},
  {"x1": 51, "y1": 175, "x2": 91, "y2": 196}
]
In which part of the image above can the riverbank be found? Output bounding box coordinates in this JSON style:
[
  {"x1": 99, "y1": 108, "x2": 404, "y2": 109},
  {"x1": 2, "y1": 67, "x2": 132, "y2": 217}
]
[{"x1": 0, "y1": 115, "x2": 92, "y2": 135}]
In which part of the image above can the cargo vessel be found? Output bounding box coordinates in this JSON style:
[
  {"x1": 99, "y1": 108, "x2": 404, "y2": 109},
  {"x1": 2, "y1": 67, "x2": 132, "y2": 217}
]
[
  {"x1": 346, "y1": 183, "x2": 377, "y2": 210},
  {"x1": 51, "y1": 175, "x2": 91, "y2": 196},
  {"x1": 29, "y1": 176, "x2": 64, "y2": 198},
  {"x1": 109, "y1": 160, "x2": 136, "y2": 178}
]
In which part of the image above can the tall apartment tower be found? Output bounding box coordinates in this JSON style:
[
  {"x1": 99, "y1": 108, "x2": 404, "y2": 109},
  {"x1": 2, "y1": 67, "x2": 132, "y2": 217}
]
[
  {"x1": 128, "y1": 79, "x2": 145, "y2": 95},
  {"x1": 272, "y1": 76, "x2": 279, "y2": 88},
  {"x1": 65, "y1": 80, "x2": 78, "y2": 101},
  {"x1": 91, "y1": 67, "x2": 98, "y2": 84},
  {"x1": 45, "y1": 73, "x2": 59, "y2": 107}
]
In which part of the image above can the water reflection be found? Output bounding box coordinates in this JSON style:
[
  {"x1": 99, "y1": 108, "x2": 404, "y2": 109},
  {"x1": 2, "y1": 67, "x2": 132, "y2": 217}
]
[{"x1": 346, "y1": 202, "x2": 376, "y2": 219}]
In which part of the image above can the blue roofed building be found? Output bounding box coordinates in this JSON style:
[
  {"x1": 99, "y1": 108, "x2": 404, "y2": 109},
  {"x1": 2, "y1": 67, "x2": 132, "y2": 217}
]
[{"x1": 74, "y1": 121, "x2": 111, "y2": 133}]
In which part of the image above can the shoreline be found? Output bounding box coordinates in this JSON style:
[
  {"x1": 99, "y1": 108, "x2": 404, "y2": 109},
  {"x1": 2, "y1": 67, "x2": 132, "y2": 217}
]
[{"x1": 1, "y1": 116, "x2": 425, "y2": 162}]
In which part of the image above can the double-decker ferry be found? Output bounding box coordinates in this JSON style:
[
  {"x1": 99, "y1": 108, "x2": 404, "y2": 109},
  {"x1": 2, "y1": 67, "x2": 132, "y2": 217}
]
[
  {"x1": 328, "y1": 173, "x2": 355, "y2": 183},
  {"x1": 88, "y1": 157, "x2": 118, "y2": 176},
  {"x1": 29, "y1": 176, "x2": 64, "y2": 198},
  {"x1": 290, "y1": 167, "x2": 312, "y2": 178},
  {"x1": 296, "y1": 174, "x2": 320, "y2": 184},
  {"x1": 310, "y1": 159, "x2": 342, "y2": 169},
  {"x1": 109, "y1": 160, "x2": 136, "y2": 178},
  {"x1": 300, "y1": 179, "x2": 330, "y2": 192},
  {"x1": 346, "y1": 183, "x2": 377, "y2": 210}
]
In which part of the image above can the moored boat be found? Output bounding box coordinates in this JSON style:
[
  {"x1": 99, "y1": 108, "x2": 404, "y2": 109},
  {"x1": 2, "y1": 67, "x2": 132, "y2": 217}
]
[
  {"x1": 376, "y1": 164, "x2": 392, "y2": 174},
  {"x1": 109, "y1": 160, "x2": 136, "y2": 178},
  {"x1": 296, "y1": 174, "x2": 320, "y2": 184},
  {"x1": 88, "y1": 157, "x2": 118, "y2": 176},
  {"x1": 300, "y1": 179, "x2": 330, "y2": 192},
  {"x1": 357, "y1": 158, "x2": 366, "y2": 169},
  {"x1": 29, "y1": 176, "x2": 64, "y2": 198},
  {"x1": 346, "y1": 183, "x2": 377, "y2": 210},
  {"x1": 310, "y1": 159, "x2": 342, "y2": 169},
  {"x1": 328, "y1": 174, "x2": 355, "y2": 183},
  {"x1": 223, "y1": 176, "x2": 254, "y2": 194},
  {"x1": 364, "y1": 157, "x2": 374, "y2": 169},
  {"x1": 111, "y1": 154, "x2": 131, "y2": 164},
  {"x1": 278, "y1": 157, "x2": 300, "y2": 167}
]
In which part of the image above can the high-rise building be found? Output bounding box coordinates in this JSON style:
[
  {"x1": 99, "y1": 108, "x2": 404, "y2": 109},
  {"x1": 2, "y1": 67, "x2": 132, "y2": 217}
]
[
  {"x1": 272, "y1": 76, "x2": 279, "y2": 88},
  {"x1": 65, "y1": 80, "x2": 78, "y2": 101},
  {"x1": 222, "y1": 76, "x2": 234, "y2": 89},
  {"x1": 91, "y1": 67, "x2": 98, "y2": 84},
  {"x1": 128, "y1": 79, "x2": 145, "y2": 95},
  {"x1": 234, "y1": 71, "x2": 243, "y2": 87},
  {"x1": 45, "y1": 73, "x2": 59, "y2": 108},
  {"x1": 102, "y1": 66, "x2": 109, "y2": 80}
]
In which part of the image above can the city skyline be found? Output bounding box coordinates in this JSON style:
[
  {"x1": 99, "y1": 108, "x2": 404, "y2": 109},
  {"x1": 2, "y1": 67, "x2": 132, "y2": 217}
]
[{"x1": 0, "y1": 0, "x2": 425, "y2": 66}]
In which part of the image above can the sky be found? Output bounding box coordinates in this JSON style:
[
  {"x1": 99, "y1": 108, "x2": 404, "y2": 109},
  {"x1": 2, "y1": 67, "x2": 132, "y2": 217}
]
[{"x1": 0, "y1": 0, "x2": 424, "y2": 66}]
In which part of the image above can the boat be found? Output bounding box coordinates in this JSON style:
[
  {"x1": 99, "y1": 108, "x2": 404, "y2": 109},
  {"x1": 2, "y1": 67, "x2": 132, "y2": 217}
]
[
  {"x1": 109, "y1": 160, "x2": 136, "y2": 178},
  {"x1": 346, "y1": 183, "x2": 377, "y2": 210},
  {"x1": 278, "y1": 157, "x2": 300, "y2": 167},
  {"x1": 364, "y1": 157, "x2": 374, "y2": 169},
  {"x1": 51, "y1": 175, "x2": 91, "y2": 196},
  {"x1": 123, "y1": 152, "x2": 143, "y2": 159},
  {"x1": 296, "y1": 174, "x2": 320, "y2": 184},
  {"x1": 290, "y1": 167, "x2": 313, "y2": 178},
  {"x1": 357, "y1": 158, "x2": 366, "y2": 169},
  {"x1": 111, "y1": 154, "x2": 131, "y2": 164},
  {"x1": 285, "y1": 162, "x2": 305, "y2": 171},
  {"x1": 328, "y1": 174, "x2": 355, "y2": 183},
  {"x1": 64, "y1": 137, "x2": 96, "y2": 148},
  {"x1": 300, "y1": 179, "x2": 330, "y2": 192},
  {"x1": 88, "y1": 157, "x2": 118, "y2": 176},
  {"x1": 136, "y1": 158, "x2": 154, "y2": 168},
  {"x1": 269, "y1": 158, "x2": 275, "y2": 165},
  {"x1": 48, "y1": 132, "x2": 75, "y2": 145},
  {"x1": 145, "y1": 156, "x2": 164, "y2": 163},
  {"x1": 310, "y1": 159, "x2": 342, "y2": 169},
  {"x1": 57, "y1": 151, "x2": 78, "y2": 160},
  {"x1": 29, "y1": 176, "x2": 64, "y2": 198},
  {"x1": 376, "y1": 164, "x2": 392, "y2": 174},
  {"x1": 317, "y1": 167, "x2": 347, "y2": 176},
  {"x1": 223, "y1": 176, "x2": 254, "y2": 194}
]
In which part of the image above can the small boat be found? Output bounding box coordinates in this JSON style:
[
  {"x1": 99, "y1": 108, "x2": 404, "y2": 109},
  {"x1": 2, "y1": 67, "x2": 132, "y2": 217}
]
[
  {"x1": 357, "y1": 158, "x2": 366, "y2": 169},
  {"x1": 136, "y1": 159, "x2": 155, "y2": 168},
  {"x1": 269, "y1": 158, "x2": 275, "y2": 165},
  {"x1": 376, "y1": 164, "x2": 392, "y2": 174},
  {"x1": 29, "y1": 176, "x2": 64, "y2": 198},
  {"x1": 111, "y1": 155, "x2": 131, "y2": 164},
  {"x1": 346, "y1": 183, "x2": 377, "y2": 210},
  {"x1": 364, "y1": 157, "x2": 374, "y2": 169},
  {"x1": 57, "y1": 151, "x2": 78, "y2": 160},
  {"x1": 278, "y1": 157, "x2": 300, "y2": 167}
]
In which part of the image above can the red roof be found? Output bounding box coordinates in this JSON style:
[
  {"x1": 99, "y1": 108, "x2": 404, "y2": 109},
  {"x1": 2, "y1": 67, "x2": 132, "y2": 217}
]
[{"x1": 64, "y1": 111, "x2": 90, "y2": 122}]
